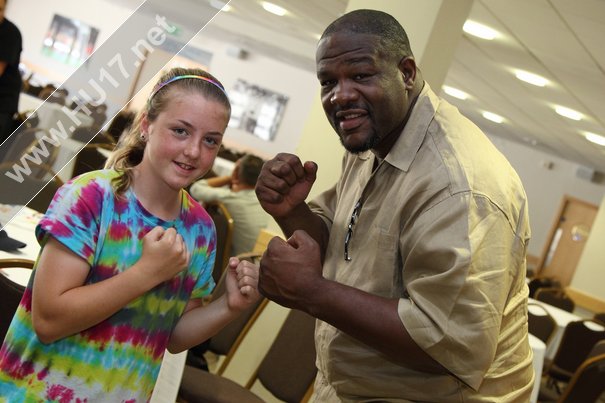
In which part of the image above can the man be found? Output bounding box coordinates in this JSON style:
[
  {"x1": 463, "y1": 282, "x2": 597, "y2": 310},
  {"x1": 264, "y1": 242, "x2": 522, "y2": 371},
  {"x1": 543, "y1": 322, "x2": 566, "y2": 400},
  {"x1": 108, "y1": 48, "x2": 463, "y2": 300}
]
[
  {"x1": 255, "y1": 9, "x2": 533, "y2": 402},
  {"x1": 191, "y1": 153, "x2": 269, "y2": 256},
  {"x1": 0, "y1": 0, "x2": 22, "y2": 147}
]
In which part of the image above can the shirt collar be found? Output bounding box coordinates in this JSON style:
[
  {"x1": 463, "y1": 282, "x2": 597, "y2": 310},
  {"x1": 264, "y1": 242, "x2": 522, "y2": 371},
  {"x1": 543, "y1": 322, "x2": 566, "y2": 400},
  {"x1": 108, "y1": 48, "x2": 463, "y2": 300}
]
[{"x1": 385, "y1": 82, "x2": 439, "y2": 172}]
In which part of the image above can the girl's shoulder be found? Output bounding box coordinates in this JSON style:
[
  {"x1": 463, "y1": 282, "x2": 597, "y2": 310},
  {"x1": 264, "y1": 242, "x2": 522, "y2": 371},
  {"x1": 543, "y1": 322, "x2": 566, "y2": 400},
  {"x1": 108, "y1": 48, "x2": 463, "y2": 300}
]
[
  {"x1": 52, "y1": 169, "x2": 119, "y2": 208},
  {"x1": 68, "y1": 168, "x2": 119, "y2": 187}
]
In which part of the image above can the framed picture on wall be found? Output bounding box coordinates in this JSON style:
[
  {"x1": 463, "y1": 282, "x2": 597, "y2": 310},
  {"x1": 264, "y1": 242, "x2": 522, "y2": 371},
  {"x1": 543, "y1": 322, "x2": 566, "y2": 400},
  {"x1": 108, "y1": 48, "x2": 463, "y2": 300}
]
[
  {"x1": 41, "y1": 14, "x2": 100, "y2": 67},
  {"x1": 228, "y1": 79, "x2": 289, "y2": 141}
]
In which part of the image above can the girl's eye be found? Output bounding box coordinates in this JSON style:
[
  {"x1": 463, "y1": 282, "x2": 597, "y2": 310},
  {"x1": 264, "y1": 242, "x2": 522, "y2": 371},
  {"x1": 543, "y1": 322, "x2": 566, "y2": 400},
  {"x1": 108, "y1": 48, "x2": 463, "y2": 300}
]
[
  {"x1": 203, "y1": 136, "x2": 220, "y2": 147},
  {"x1": 173, "y1": 128, "x2": 188, "y2": 136}
]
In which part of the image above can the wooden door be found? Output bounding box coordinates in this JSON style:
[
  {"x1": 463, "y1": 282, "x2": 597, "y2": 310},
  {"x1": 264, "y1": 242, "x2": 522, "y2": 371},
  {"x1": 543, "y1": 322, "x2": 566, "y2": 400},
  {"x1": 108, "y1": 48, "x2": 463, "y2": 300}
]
[{"x1": 537, "y1": 196, "x2": 598, "y2": 287}]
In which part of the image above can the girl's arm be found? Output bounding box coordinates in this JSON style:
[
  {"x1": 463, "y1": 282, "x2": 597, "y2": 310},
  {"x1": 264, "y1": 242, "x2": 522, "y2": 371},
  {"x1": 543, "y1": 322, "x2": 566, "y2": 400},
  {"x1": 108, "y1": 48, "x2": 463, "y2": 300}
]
[
  {"x1": 32, "y1": 226, "x2": 189, "y2": 343},
  {"x1": 167, "y1": 257, "x2": 260, "y2": 353}
]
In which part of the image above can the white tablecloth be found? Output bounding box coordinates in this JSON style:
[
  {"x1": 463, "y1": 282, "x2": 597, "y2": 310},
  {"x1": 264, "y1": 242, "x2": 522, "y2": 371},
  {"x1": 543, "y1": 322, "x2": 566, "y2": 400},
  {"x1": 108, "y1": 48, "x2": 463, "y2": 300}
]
[
  {"x1": 0, "y1": 204, "x2": 186, "y2": 402},
  {"x1": 528, "y1": 333, "x2": 546, "y2": 403},
  {"x1": 19, "y1": 93, "x2": 94, "y2": 131}
]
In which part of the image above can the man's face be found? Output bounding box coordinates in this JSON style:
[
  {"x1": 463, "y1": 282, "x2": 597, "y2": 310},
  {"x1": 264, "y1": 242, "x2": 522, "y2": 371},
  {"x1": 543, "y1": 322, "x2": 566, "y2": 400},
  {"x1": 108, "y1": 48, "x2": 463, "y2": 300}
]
[{"x1": 316, "y1": 32, "x2": 408, "y2": 155}]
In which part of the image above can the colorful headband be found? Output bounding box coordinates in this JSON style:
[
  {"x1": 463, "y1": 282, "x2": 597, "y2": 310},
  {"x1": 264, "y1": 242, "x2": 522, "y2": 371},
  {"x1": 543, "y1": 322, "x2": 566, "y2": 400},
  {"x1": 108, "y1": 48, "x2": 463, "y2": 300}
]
[{"x1": 148, "y1": 74, "x2": 228, "y2": 101}]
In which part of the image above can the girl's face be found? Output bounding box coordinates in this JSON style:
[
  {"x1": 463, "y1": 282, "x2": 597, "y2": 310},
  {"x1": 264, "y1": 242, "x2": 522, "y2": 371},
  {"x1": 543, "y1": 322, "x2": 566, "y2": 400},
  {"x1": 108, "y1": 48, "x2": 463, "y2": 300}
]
[{"x1": 140, "y1": 90, "x2": 229, "y2": 192}]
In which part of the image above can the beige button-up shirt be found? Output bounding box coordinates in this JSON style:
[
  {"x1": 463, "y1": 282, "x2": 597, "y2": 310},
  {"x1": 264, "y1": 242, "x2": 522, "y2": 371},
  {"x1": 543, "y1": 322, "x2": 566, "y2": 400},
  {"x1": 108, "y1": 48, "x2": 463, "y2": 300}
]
[{"x1": 309, "y1": 84, "x2": 533, "y2": 402}]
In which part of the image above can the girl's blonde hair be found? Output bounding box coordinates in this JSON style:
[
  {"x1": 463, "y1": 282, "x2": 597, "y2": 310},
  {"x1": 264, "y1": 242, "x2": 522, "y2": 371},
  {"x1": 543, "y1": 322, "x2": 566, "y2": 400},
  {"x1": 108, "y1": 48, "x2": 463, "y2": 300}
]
[{"x1": 106, "y1": 67, "x2": 231, "y2": 195}]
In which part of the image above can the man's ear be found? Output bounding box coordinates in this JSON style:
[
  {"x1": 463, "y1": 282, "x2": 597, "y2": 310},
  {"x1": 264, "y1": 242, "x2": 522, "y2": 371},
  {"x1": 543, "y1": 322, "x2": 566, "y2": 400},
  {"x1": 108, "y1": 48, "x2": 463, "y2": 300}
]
[{"x1": 399, "y1": 56, "x2": 417, "y2": 86}]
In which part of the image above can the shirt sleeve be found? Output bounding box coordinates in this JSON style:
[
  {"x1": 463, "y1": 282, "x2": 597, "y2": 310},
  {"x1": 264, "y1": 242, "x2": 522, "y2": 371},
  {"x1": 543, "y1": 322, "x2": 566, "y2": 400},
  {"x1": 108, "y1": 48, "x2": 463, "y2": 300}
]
[
  {"x1": 189, "y1": 180, "x2": 232, "y2": 203},
  {"x1": 397, "y1": 192, "x2": 527, "y2": 390},
  {"x1": 36, "y1": 175, "x2": 106, "y2": 266}
]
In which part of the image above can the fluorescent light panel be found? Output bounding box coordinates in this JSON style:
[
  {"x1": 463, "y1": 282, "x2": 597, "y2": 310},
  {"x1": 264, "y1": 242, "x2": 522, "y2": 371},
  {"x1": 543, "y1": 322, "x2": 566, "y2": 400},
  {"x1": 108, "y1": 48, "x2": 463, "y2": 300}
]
[
  {"x1": 463, "y1": 20, "x2": 498, "y2": 40},
  {"x1": 555, "y1": 106, "x2": 583, "y2": 121},
  {"x1": 442, "y1": 85, "x2": 469, "y2": 100},
  {"x1": 515, "y1": 70, "x2": 548, "y2": 87},
  {"x1": 482, "y1": 111, "x2": 504, "y2": 123},
  {"x1": 261, "y1": 1, "x2": 287, "y2": 16},
  {"x1": 584, "y1": 132, "x2": 605, "y2": 146}
]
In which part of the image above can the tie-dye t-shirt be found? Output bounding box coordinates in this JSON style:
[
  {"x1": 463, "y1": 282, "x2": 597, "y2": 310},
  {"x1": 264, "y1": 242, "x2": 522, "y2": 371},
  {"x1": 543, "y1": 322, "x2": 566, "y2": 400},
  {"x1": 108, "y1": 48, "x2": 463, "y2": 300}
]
[{"x1": 0, "y1": 169, "x2": 216, "y2": 402}]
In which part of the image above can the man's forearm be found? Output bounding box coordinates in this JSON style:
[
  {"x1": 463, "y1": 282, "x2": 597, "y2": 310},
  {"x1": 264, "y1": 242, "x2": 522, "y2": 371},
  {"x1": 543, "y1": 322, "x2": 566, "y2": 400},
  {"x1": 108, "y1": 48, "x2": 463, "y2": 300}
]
[{"x1": 275, "y1": 203, "x2": 330, "y2": 259}]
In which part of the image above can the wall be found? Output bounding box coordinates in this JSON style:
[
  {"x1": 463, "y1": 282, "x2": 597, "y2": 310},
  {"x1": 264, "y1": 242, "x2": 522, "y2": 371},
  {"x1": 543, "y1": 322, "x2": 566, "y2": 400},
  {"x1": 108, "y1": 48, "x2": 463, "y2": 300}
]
[
  {"x1": 7, "y1": 0, "x2": 131, "y2": 84},
  {"x1": 487, "y1": 135, "x2": 605, "y2": 258},
  {"x1": 7, "y1": 0, "x2": 318, "y2": 161}
]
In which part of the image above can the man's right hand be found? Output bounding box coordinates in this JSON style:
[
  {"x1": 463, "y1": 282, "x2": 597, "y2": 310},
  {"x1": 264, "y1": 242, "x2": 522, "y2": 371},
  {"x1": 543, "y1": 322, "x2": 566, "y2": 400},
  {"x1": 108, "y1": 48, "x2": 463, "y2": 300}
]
[{"x1": 255, "y1": 153, "x2": 318, "y2": 218}]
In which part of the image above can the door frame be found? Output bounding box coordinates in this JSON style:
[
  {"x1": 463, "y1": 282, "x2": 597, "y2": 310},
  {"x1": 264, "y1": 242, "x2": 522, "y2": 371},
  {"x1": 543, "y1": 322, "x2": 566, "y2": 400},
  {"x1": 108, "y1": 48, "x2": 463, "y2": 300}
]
[{"x1": 536, "y1": 195, "x2": 598, "y2": 276}]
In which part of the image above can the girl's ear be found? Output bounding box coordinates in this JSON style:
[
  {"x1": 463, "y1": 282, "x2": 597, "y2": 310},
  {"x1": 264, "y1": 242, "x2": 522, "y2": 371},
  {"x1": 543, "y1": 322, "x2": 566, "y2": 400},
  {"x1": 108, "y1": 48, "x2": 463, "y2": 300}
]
[{"x1": 140, "y1": 113, "x2": 150, "y2": 137}]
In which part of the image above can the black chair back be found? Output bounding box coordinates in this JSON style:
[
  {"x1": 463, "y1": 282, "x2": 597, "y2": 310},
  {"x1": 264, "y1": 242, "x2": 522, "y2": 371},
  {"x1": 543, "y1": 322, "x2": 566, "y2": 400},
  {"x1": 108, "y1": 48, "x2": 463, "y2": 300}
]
[
  {"x1": 252, "y1": 309, "x2": 317, "y2": 402},
  {"x1": 549, "y1": 319, "x2": 605, "y2": 382},
  {"x1": 528, "y1": 303, "x2": 557, "y2": 346},
  {"x1": 206, "y1": 201, "x2": 234, "y2": 283},
  {"x1": 558, "y1": 353, "x2": 605, "y2": 403},
  {"x1": 535, "y1": 288, "x2": 575, "y2": 313}
]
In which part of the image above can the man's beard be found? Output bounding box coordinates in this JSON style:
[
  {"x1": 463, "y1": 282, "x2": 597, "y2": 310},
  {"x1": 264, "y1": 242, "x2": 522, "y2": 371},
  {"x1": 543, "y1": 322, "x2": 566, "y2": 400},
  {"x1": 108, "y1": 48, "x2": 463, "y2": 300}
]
[{"x1": 339, "y1": 130, "x2": 380, "y2": 154}]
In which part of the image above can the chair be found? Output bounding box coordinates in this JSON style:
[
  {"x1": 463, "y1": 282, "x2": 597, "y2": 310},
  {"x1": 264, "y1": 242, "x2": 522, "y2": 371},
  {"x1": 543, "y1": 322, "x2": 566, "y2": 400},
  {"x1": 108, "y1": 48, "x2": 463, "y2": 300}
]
[
  {"x1": 527, "y1": 302, "x2": 557, "y2": 346},
  {"x1": 205, "y1": 201, "x2": 234, "y2": 284},
  {"x1": 594, "y1": 312, "x2": 605, "y2": 325},
  {"x1": 0, "y1": 162, "x2": 63, "y2": 213},
  {"x1": 178, "y1": 308, "x2": 317, "y2": 403},
  {"x1": 527, "y1": 276, "x2": 561, "y2": 299},
  {"x1": 188, "y1": 252, "x2": 268, "y2": 376},
  {"x1": 545, "y1": 319, "x2": 605, "y2": 392},
  {"x1": 534, "y1": 287, "x2": 575, "y2": 313},
  {"x1": 539, "y1": 353, "x2": 605, "y2": 403},
  {"x1": 0, "y1": 258, "x2": 35, "y2": 342},
  {"x1": 0, "y1": 126, "x2": 46, "y2": 164},
  {"x1": 71, "y1": 143, "x2": 114, "y2": 178}
]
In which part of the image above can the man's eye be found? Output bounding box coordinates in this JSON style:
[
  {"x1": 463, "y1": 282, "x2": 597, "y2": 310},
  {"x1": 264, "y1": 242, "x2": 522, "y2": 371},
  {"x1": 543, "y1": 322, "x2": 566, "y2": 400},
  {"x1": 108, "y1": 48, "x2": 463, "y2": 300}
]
[{"x1": 320, "y1": 79, "x2": 335, "y2": 87}]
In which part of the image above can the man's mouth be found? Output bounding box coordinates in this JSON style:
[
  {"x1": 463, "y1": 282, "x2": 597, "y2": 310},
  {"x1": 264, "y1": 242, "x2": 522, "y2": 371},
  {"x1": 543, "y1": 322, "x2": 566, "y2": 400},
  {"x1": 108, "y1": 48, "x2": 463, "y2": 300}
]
[{"x1": 336, "y1": 110, "x2": 367, "y2": 131}]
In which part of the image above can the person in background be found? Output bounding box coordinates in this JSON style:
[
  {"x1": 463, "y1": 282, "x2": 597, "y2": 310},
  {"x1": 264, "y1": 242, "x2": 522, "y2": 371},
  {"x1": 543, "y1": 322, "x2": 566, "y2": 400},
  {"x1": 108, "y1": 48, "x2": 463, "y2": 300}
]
[
  {"x1": 190, "y1": 153, "x2": 269, "y2": 256},
  {"x1": 255, "y1": 9, "x2": 533, "y2": 402},
  {"x1": 0, "y1": 67, "x2": 260, "y2": 402},
  {"x1": 0, "y1": 0, "x2": 22, "y2": 148}
]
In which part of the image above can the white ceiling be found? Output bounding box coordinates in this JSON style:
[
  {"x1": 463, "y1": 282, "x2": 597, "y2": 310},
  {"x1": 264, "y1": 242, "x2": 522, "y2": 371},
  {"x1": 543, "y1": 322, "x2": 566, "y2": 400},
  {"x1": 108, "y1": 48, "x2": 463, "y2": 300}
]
[{"x1": 114, "y1": 0, "x2": 605, "y2": 172}]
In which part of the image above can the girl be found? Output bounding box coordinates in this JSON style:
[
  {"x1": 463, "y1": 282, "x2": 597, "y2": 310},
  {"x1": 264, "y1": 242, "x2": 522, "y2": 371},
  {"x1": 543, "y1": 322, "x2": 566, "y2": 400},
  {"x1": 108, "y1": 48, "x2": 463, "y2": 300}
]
[{"x1": 0, "y1": 67, "x2": 260, "y2": 401}]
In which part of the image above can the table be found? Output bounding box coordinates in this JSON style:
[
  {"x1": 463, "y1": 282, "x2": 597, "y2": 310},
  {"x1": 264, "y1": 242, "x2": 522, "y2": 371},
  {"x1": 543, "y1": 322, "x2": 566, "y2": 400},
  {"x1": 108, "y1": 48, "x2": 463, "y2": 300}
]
[
  {"x1": 528, "y1": 333, "x2": 546, "y2": 403},
  {"x1": 0, "y1": 204, "x2": 186, "y2": 402},
  {"x1": 213, "y1": 157, "x2": 235, "y2": 177},
  {"x1": 19, "y1": 93, "x2": 94, "y2": 131},
  {"x1": 528, "y1": 298, "x2": 582, "y2": 359}
]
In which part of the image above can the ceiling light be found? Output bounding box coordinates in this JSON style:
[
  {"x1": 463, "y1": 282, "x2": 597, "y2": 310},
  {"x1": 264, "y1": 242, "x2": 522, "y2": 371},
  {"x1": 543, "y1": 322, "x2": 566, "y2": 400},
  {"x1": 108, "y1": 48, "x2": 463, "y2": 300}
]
[
  {"x1": 555, "y1": 106, "x2": 583, "y2": 121},
  {"x1": 584, "y1": 132, "x2": 605, "y2": 146},
  {"x1": 482, "y1": 111, "x2": 504, "y2": 123},
  {"x1": 442, "y1": 85, "x2": 469, "y2": 100},
  {"x1": 261, "y1": 2, "x2": 287, "y2": 16},
  {"x1": 463, "y1": 20, "x2": 498, "y2": 40},
  {"x1": 515, "y1": 70, "x2": 548, "y2": 87},
  {"x1": 209, "y1": 0, "x2": 232, "y2": 11}
]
